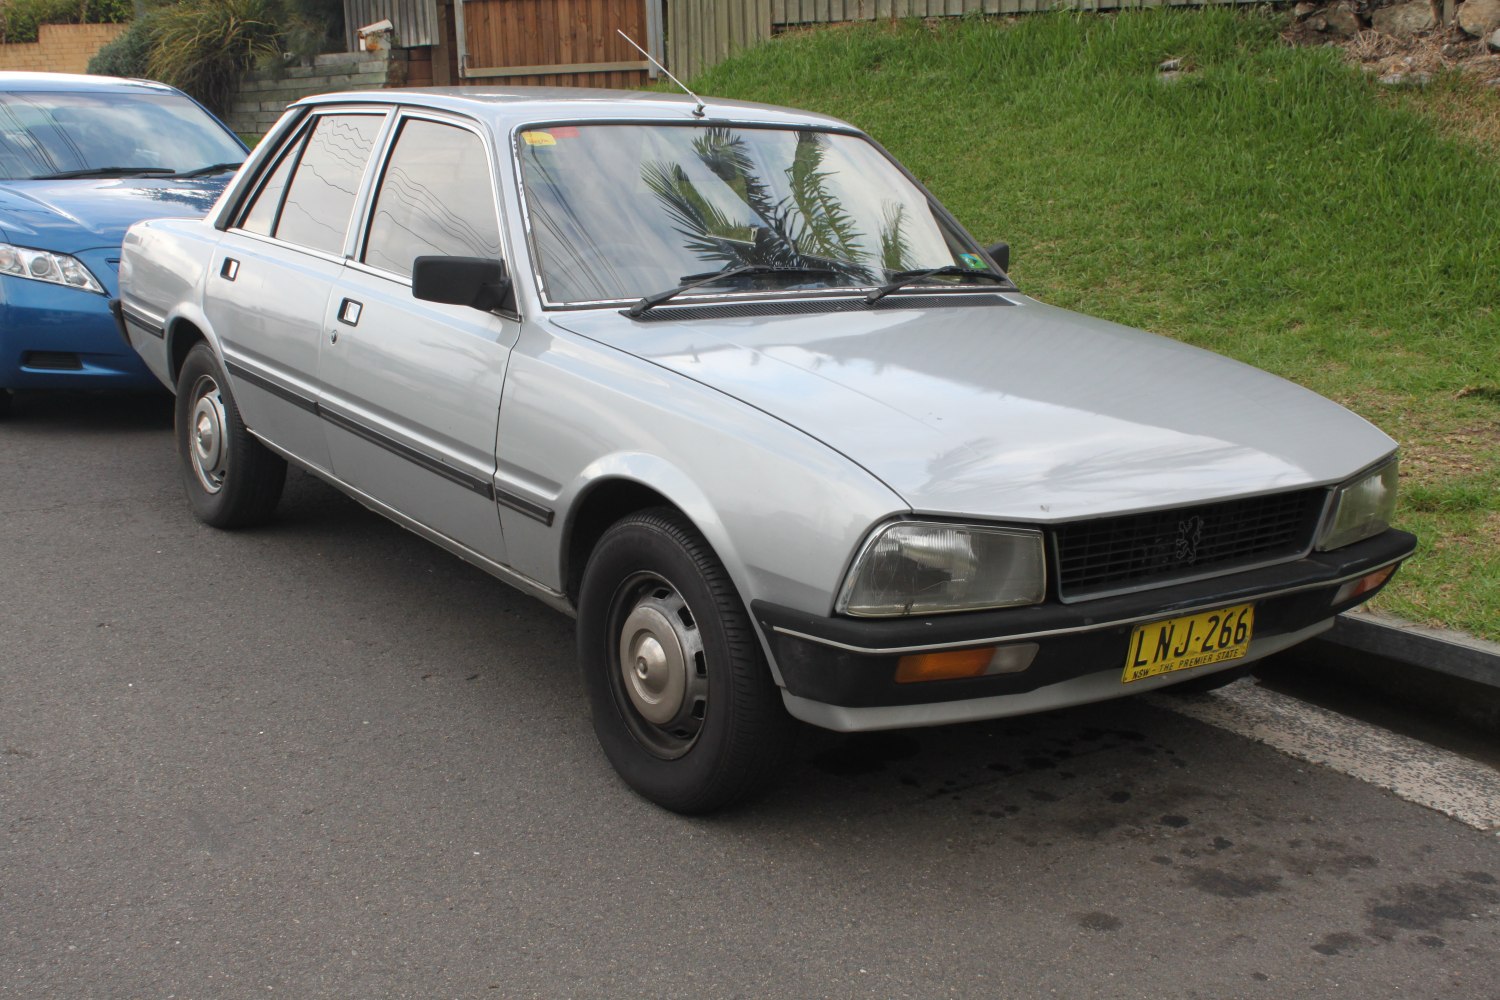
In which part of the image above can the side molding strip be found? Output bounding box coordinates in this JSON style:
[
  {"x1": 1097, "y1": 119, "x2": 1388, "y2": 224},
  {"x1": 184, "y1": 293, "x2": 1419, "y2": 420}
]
[{"x1": 223, "y1": 358, "x2": 556, "y2": 525}]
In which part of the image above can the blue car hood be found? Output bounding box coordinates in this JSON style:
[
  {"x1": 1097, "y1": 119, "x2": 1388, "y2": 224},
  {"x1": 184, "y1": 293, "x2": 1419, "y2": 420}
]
[{"x1": 0, "y1": 175, "x2": 228, "y2": 253}]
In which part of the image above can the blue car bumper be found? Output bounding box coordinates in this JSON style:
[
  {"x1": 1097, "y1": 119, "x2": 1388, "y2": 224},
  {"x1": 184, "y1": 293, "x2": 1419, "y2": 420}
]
[{"x1": 0, "y1": 251, "x2": 158, "y2": 392}]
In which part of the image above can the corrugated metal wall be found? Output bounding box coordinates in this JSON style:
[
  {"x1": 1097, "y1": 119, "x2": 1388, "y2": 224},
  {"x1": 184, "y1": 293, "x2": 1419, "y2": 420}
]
[{"x1": 344, "y1": 0, "x2": 441, "y2": 50}]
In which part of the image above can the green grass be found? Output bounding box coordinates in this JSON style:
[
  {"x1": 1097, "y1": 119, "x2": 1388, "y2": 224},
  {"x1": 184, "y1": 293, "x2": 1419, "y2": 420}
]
[{"x1": 684, "y1": 11, "x2": 1500, "y2": 639}]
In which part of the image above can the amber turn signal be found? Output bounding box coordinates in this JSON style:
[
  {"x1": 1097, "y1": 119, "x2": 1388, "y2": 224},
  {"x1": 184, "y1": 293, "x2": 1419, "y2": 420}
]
[
  {"x1": 1333, "y1": 565, "x2": 1397, "y2": 605},
  {"x1": 895, "y1": 647, "x2": 998, "y2": 683}
]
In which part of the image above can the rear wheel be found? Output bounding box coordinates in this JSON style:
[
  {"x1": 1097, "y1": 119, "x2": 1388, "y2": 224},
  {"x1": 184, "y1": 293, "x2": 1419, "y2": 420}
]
[
  {"x1": 174, "y1": 342, "x2": 286, "y2": 528},
  {"x1": 0, "y1": 390, "x2": 11, "y2": 419},
  {"x1": 577, "y1": 508, "x2": 797, "y2": 813}
]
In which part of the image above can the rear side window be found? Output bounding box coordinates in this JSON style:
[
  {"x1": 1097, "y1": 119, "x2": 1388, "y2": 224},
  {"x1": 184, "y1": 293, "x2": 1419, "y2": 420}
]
[
  {"x1": 238, "y1": 136, "x2": 299, "y2": 237},
  {"x1": 362, "y1": 118, "x2": 501, "y2": 279},
  {"x1": 272, "y1": 113, "x2": 383, "y2": 255}
]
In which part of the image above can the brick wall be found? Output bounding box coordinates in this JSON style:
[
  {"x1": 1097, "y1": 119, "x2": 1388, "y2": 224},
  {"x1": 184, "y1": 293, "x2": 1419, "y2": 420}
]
[
  {"x1": 227, "y1": 48, "x2": 433, "y2": 138},
  {"x1": 0, "y1": 22, "x2": 128, "y2": 74}
]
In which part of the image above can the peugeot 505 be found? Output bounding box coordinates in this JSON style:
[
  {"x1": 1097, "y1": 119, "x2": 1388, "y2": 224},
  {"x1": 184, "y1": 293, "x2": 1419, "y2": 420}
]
[{"x1": 117, "y1": 88, "x2": 1414, "y2": 812}]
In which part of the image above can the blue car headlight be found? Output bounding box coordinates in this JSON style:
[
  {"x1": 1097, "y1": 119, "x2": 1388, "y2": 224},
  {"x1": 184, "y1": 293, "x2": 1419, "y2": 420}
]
[{"x1": 0, "y1": 242, "x2": 106, "y2": 294}]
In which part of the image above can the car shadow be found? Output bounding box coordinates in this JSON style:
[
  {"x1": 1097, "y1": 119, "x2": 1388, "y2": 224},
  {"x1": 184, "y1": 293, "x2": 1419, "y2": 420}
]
[{"x1": 4, "y1": 389, "x2": 174, "y2": 434}]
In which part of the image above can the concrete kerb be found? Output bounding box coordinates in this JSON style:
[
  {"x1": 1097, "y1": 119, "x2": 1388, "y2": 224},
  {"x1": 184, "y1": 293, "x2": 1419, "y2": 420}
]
[{"x1": 1273, "y1": 609, "x2": 1500, "y2": 736}]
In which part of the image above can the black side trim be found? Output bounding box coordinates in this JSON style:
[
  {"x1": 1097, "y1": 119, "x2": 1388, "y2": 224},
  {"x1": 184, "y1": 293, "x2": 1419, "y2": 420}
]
[
  {"x1": 225, "y1": 359, "x2": 316, "y2": 413},
  {"x1": 319, "y1": 407, "x2": 493, "y2": 499},
  {"x1": 494, "y1": 489, "x2": 555, "y2": 526},
  {"x1": 223, "y1": 358, "x2": 556, "y2": 524},
  {"x1": 115, "y1": 300, "x2": 164, "y2": 340}
]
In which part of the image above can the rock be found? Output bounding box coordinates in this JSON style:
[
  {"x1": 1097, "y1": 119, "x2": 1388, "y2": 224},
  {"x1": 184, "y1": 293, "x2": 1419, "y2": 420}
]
[
  {"x1": 1294, "y1": 1, "x2": 1319, "y2": 17},
  {"x1": 1490, "y1": 26, "x2": 1500, "y2": 48},
  {"x1": 1378, "y1": 69, "x2": 1433, "y2": 84},
  {"x1": 1322, "y1": 2, "x2": 1363, "y2": 36},
  {"x1": 1372, "y1": 1, "x2": 1437, "y2": 33},
  {"x1": 1457, "y1": 0, "x2": 1500, "y2": 35}
]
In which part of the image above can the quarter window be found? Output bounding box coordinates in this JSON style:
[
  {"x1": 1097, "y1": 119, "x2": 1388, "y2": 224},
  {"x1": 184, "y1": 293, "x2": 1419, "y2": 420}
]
[
  {"x1": 238, "y1": 135, "x2": 299, "y2": 236},
  {"x1": 362, "y1": 118, "x2": 501, "y2": 278},
  {"x1": 274, "y1": 113, "x2": 383, "y2": 255}
]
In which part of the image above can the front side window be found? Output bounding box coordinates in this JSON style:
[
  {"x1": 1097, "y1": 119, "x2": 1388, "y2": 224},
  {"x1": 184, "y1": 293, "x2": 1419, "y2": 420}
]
[
  {"x1": 0, "y1": 88, "x2": 244, "y2": 180},
  {"x1": 274, "y1": 113, "x2": 384, "y2": 256},
  {"x1": 362, "y1": 118, "x2": 501, "y2": 279},
  {"x1": 516, "y1": 124, "x2": 986, "y2": 305}
]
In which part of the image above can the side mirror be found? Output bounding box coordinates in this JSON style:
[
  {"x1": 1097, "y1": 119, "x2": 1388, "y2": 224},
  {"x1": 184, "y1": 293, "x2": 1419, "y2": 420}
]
[
  {"x1": 412, "y1": 256, "x2": 513, "y2": 313},
  {"x1": 984, "y1": 241, "x2": 1010, "y2": 274}
]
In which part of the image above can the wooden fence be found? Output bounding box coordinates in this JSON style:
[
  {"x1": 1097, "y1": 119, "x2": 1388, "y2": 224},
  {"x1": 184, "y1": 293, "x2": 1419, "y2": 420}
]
[{"x1": 669, "y1": 0, "x2": 1259, "y2": 79}]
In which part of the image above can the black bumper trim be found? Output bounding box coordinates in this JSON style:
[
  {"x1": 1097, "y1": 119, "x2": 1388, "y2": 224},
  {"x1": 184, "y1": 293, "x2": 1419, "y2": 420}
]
[{"x1": 754, "y1": 529, "x2": 1415, "y2": 709}]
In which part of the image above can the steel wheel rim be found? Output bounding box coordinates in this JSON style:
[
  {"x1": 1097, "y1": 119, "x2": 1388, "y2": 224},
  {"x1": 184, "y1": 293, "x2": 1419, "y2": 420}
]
[
  {"x1": 188, "y1": 373, "x2": 228, "y2": 494},
  {"x1": 610, "y1": 572, "x2": 708, "y2": 759}
]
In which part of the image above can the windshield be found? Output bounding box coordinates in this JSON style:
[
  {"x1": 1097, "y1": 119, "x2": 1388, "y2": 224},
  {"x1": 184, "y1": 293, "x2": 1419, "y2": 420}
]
[
  {"x1": 516, "y1": 124, "x2": 992, "y2": 305},
  {"x1": 0, "y1": 89, "x2": 245, "y2": 181}
]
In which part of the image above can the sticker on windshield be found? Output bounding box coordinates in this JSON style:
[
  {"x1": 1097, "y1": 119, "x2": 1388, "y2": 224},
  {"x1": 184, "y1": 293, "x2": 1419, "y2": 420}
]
[
  {"x1": 959, "y1": 253, "x2": 987, "y2": 269},
  {"x1": 521, "y1": 131, "x2": 557, "y2": 146}
]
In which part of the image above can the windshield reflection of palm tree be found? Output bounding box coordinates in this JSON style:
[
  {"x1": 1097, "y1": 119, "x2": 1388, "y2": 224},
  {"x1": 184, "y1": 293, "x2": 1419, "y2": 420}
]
[{"x1": 643, "y1": 128, "x2": 900, "y2": 288}]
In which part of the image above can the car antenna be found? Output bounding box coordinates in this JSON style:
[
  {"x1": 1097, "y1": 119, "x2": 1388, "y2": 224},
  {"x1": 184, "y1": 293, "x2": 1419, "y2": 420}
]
[{"x1": 617, "y1": 29, "x2": 705, "y2": 118}]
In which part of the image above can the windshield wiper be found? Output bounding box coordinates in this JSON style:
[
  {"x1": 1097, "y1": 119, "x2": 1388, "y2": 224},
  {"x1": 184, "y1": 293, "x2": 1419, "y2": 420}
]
[
  {"x1": 175, "y1": 161, "x2": 245, "y2": 178},
  {"x1": 626, "y1": 263, "x2": 842, "y2": 317},
  {"x1": 864, "y1": 264, "x2": 1006, "y2": 305},
  {"x1": 32, "y1": 166, "x2": 176, "y2": 180}
]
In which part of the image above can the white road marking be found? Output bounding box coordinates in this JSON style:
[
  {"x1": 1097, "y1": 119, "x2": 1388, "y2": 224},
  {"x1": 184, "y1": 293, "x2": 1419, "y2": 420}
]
[{"x1": 1148, "y1": 681, "x2": 1500, "y2": 834}]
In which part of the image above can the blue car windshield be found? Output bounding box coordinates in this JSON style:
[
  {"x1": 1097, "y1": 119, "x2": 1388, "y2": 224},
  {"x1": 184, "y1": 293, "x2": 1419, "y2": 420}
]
[
  {"x1": 516, "y1": 124, "x2": 991, "y2": 305},
  {"x1": 0, "y1": 89, "x2": 244, "y2": 181}
]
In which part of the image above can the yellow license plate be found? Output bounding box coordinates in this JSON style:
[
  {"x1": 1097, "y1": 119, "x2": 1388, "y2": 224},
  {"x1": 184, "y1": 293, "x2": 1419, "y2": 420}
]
[{"x1": 1122, "y1": 603, "x2": 1255, "y2": 684}]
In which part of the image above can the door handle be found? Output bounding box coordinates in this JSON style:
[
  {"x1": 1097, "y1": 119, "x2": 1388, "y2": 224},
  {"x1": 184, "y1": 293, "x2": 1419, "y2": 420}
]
[
  {"x1": 220, "y1": 257, "x2": 239, "y2": 280},
  {"x1": 337, "y1": 298, "x2": 363, "y2": 326}
]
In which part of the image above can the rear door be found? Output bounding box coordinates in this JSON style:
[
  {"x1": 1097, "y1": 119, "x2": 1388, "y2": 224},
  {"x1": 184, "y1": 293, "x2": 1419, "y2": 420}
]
[
  {"x1": 316, "y1": 111, "x2": 516, "y2": 564},
  {"x1": 210, "y1": 109, "x2": 389, "y2": 471}
]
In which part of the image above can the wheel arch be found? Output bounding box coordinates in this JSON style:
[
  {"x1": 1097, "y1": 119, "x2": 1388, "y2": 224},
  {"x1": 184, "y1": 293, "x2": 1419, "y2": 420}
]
[{"x1": 163, "y1": 305, "x2": 222, "y2": 388}]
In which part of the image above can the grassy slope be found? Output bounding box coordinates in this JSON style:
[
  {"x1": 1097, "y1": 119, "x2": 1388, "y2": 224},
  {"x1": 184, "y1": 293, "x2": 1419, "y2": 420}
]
[{"x1": 686, "y1": 11, "x2": 1500, "y2": 639}]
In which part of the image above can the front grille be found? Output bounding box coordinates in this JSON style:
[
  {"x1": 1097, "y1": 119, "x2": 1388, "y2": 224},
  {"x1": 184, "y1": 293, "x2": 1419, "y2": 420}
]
[
  {"x1": 1053, "y1": 489, "x2": 1327, "y2": 601},
  {"x1": 22, "y1": 351, "x2": 82, "y2": 371}
]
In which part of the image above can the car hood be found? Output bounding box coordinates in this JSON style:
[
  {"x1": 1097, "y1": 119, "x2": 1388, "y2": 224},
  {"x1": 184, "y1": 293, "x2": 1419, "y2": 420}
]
[
  {"x1": 549, "y1": 294, "x2": 1396, "y2": 521},
  {"x1": 0, "y1": 175, "x2": 228, "y2": 253}
]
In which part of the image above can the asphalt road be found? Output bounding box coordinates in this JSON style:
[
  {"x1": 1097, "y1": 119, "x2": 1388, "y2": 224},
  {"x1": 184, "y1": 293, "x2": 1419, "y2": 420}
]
[{"x1": 3, "y1": 390, "x2": 1498, "y2": 1000}]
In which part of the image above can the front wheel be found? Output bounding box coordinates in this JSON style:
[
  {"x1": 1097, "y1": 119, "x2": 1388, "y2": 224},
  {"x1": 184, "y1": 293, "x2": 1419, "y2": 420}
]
[
  {"x1": 174, "y1": 342, "x2": 286, "y2": 528},
  {"x1": 577, "y1": 508, "x2": 797, "y2": 813}
]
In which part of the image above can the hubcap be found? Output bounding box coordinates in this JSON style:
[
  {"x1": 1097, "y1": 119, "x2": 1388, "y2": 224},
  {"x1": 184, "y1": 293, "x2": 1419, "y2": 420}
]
[
  {"x1": 614, "y1": 577, "x2": 708, "y2": 757},
  {"x1": 188, "y1": 375, "x2": 228, "y2": 494}
]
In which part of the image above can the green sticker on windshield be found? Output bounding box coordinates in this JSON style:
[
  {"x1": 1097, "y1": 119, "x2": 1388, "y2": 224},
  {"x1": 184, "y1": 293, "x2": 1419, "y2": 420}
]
[{"x1": 959, "y1": 253, "x2": 986, "y2": 269}]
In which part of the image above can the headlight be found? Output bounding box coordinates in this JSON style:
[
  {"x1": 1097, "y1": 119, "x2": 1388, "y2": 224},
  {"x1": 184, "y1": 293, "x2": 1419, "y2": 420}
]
[
  {"x1": 838, "y1": 521, "x2": 1046, "y2": 617},
  {"x1": 1316, "y1": 457, "x2": 1398, "y2": 552},
  {"x1": 0, "y1": 242, "x2": 105, "y2": 294}
]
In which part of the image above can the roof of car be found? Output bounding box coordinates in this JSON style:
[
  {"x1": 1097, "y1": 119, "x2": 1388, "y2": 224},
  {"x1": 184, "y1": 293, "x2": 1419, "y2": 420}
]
[
  {"x1": 0, "y1": 71, "x2": 179, "y2": 94},
  {"x1": 291, "y1": 86, "x2": 857, "y2": 133}
]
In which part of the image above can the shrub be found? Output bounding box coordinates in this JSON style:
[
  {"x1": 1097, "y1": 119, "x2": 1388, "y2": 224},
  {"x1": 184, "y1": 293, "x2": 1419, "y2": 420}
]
[
  {"x1": 87, "y1": 12, "x2": 158, "y2": 79},
  {"x1": 145, "y1": 0, "x2": 287, "y2": 115},
  {"x1": 0, "y1": 0, "x2": 131, "y2": 44}
]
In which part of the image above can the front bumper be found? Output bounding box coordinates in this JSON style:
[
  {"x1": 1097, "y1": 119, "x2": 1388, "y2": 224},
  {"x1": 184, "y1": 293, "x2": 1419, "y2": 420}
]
[
  {"x1": 0, "y1": 270, "x2": 157, "y2": 391},
  {"x1": 754, "y1": 528, "x2": 1416, "y2": 731}
]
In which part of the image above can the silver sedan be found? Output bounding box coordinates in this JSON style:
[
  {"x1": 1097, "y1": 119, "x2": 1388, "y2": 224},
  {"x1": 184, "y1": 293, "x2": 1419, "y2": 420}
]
[{"x1": 117, "y1": 88, "x2": 1414, "y2": 812}]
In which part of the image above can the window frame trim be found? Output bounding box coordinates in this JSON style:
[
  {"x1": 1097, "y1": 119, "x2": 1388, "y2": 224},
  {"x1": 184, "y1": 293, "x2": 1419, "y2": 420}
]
[
  {"x1": 350, "y1": 107, "x2": 506, "y2": 288},
  {"x1": 222, "y1": 105, "x2": 394, "y2": 260}
]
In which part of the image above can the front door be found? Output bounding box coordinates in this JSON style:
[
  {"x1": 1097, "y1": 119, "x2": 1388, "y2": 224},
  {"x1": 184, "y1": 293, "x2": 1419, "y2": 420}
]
[{"x1": 317, "y1": 112, "x2": 516, "y2": 564}]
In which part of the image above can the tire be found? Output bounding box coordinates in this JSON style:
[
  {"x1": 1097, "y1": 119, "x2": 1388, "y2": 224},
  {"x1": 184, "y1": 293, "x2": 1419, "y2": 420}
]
[
  {"x1": 1164, "y1": 663, "x2": 1253, "y2": 695},
  {"x1": 577, "y1": 508, "x2": 798, "y2": 814},
  {"x1": 174, "y1": 342, "x2": 286, "y2": 528},
  {"x1": 0, "y1": 390, "x2": 11, "y2": 419}
]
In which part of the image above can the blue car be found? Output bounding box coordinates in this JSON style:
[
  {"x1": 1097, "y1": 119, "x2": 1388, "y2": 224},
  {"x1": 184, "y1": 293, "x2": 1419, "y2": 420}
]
[{"x1": 0, "y1": 72, "x2": 247, "y2": 416}]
